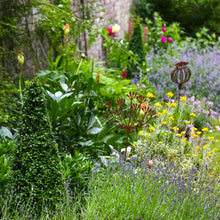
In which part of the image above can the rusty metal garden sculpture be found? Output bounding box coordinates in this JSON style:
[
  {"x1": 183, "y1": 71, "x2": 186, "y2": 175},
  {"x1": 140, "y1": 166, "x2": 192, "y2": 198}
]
[
  {"x1": 171, "y1": 61, "x2": 191, "y2": 110},
  {"x1": 102, "y1": 92, "x2": 157, "y2": 160}
]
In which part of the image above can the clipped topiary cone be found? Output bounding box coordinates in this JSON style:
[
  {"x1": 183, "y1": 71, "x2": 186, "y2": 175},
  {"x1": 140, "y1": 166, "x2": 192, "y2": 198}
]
[{"x1": 11, "y1": 79, "x2": 63, "y2": 215}]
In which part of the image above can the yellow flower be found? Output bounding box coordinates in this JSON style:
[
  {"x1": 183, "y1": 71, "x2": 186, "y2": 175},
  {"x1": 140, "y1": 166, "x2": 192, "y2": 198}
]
[
  {"x1": 213, "y1": 148, "x2": 218, "y2": 152},
  {"x1": 166, "y1": 102, "x2": 171, "y2": 107},
  {"x1": 208, "y1": 136, "x2": 214, "y2": 140},
  {"x1": 190, "y1": 113, "x2": 196, "y2": 117},
  {"x1": 162, "y1": 109, "x2": 168, "y2": 114},
  {"x1": 169, "y1": 117, "x2": 174, "y2": 121},
  {"x1": 193, "y1": 127, "x2": 198, "y2": 131},
  {"x1": 191, "y1": 133, "x2": 198, "y2": 138},
  {"x1": 149, "y1": 127, "x2": 155, "y2": 132},
  {"x1": 196, "y1": 131, "x2": 201, "y2": 135},
  {"x1": 162, "y1": 121, "x2": 167, "y2": 125},
  {"x1": 202, "y1": 127, "x2": 208, "y2": 132},
  {"x1": 156, "y1": 103, "x2": 162, "y2": 108},
  {"x1": 179, "y1": 163, "x2": 182, "y2": 165},
  {"x1": 146, "y1": 92, "x2": 154, "y2": 98},
  {"x1": 172, "y1": 127, "x2": 179, "y2": 131},
  {"x1": 138, "y1": 131, "x2": 143, "y2": 135},
  {"x1": 176, "y1": 134, "x2": 182, "y2": 137},
  {"x1": 185, "y1": 121, "x2": 190, "y2": 125},
  {"x1": 145, "y1": 133, "x2": 151, "y2": 137},
  {"x1": 180, "y1": 96, "x2": 187, "y2": 102},
  {"x1": 158, "y1": 112, "x2": 163, "y2": 116},
  {"x1": 112, "y1": 24, "x2": 120, "y2": 33},
  {"x1": 159, "y1": 141, "x2": 163, "y2": 144},
  {"x1": 203, "y1": 145, "x2": 207, "y2": 150},
  {"x1": 181, "y1": 131, "x2": 186, "y2": 135},
  {"x1": 167, "y1": 92, "x2": 174, "y2": 98},
  {"x1": 183, "y1": 137, "x2": 187, "y2": 142},
  {"x1": 195, "y1": 146, "x2": 200, "y2": 151},
  {"x1": 165, "y1": 133, "x2": 168, "y2": 136},
  {"x1": 170, "y1": 103, "x2": 177, "y2": 107},
  {"x1": 183, "y1": 168, "x2": 186, "y2": 170},
  {"x1": 192, "y1": 154, "x2": 197, "y2": 157},
  {"x1": 213, "y1": 168, "x2": 216, "y2": 171}
]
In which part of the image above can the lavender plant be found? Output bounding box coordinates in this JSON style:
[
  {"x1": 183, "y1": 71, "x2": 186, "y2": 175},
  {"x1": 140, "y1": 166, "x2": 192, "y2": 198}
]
[
  {"x1": 84, "y1": 157, "x2": 220, "y2": 219},
  {"x1": 145, "y1": 41, "x2": 220, "y2": 111}
]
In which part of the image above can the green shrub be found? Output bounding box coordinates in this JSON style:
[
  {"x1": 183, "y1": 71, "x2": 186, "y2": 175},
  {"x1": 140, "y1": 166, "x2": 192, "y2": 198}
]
[
  {"x1": 10, "y1": 80, "x2": 63, "y2": 214},
  {"x1": 127, "y1": 21, "x2": 145, "y2": 78}
]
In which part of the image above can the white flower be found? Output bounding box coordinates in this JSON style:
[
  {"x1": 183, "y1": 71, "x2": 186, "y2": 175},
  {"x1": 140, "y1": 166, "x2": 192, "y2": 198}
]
[{"x1": 112, "y1": 24, "x2": 120, "y2": 33}]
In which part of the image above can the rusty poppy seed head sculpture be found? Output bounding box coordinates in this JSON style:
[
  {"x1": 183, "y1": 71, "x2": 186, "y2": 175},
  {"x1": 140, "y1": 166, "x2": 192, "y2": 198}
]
[
  {"x1": 171, "y1": 61, "x2": 191, "y2": 90},
  {"x1": 102, "y1": 92, "x2": 157, "y2": 160},
  {"x1": 171, "y1": 61, "x2": 191, "y2": 110}
]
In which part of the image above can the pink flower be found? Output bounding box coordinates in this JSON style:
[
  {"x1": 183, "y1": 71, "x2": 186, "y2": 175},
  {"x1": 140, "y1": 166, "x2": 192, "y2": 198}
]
[
  {"x1": 127, "y1": 19, "x2": 134, "y2": 41},
  {"x1": 106, "y1": 27, "x2": 115, "y2": 36},
  {"x1": 161, "y1": 27, "x2": 166, "y2": 32},
  {"x1": 168, "y1": 37, "x2": 173, "y2": 43},
  {"x1": 161, "y1": 36, "x2": 167, "y2": 44},
  {"x1": 122, "y1": 70, "x2": 127, "y2": 79}
]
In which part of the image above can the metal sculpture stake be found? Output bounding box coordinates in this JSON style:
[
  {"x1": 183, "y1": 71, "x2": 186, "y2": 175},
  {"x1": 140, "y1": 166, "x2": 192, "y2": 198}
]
[
  {"x1": 171, "y1": 62, "x2": 191, "y2": 111},
  {"x1": 102, "y1": 92, "x2": 157, "y2": 160}
]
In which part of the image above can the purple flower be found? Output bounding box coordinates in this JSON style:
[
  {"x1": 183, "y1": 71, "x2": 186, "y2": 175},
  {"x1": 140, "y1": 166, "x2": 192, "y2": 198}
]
[{"x1": 206, "y1": 101, "x2": 213, "y2": 106}]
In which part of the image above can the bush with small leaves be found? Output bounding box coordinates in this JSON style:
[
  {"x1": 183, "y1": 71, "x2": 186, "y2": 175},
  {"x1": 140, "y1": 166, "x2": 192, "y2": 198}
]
[{"x1": 10, "y1": 80, "x2": 63, "y2": 215}]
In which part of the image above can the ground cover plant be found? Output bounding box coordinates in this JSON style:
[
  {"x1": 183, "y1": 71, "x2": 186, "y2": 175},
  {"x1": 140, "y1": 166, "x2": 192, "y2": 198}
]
[{"x1": 0, "y1": 1, "x2": 220, "y2": 219}]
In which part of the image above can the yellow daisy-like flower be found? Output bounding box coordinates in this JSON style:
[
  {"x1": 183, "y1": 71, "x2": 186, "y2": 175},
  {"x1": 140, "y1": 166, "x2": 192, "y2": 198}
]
[
  {"x1": 166, "y1": 102, "x2": 170, "y2": 106},
  {"x1": 169, "y1": 117, "x2": 174, "y2": 121},
  {"x1": 192, "y1": 154, "x2": 197, "y2": 157},
  {"x1": 183, "y1": 138, "x2": 187, "y2": 142},
  {"x1": 190, "y1": 113, "x2": 196, "y2": 117},
  {"x1": 180, "y1": 96, "x2": 187, "y2": 102},
  {"x1": 176, "y1": 134, "x2": 182, "y2": 137},
  {"x1": 202, "y1": 127, "x2": 208, "y2": 132},
  {"x1": 183, "y1": 168, "x2": 186, "y2": 170},
  {"x1": 138, "y1": 131, "x2": 144, "y2": 135},
  {"x1": 162, "y1": 121, "x2": 167, "y2": 125},
  {"x1": 193, "y1": 127, "x2": 198, "y2": 131},
  {"x1": 159, "y1": 141, "x2": 163, "y2": 144},
  {"x1": 149, "y1": 127, "x2": 155, "y2": 132},
  {"x1": 162, "y1": 109, "x2": 168, "y2": 114},
  {"x1": 196, "y1": 131, "x2": 201, "y2": 135},
  {"x1": 156, "y1": 103, "x2": 162, "y2": 108},
  {"x1": 172, "y1": 127, "x2": 179, "y2": 131},
  {"x1": 179, "y1": 163, "x2": 182, "y2": 165},
  {"x1": 195, "y1": 146, "x2": 200, "y2": 151},
  {"x1": 181, "y1": 131, "x2": 186, "y2": 135},
  {"x1": 146, "y1": 92, "x2": 154, "y2": 98},
  {"x1": 145, "y1": 133, "x2": 151, "y2": 137},
  {"x1": 158, "y1": 112, "x2": 163, "y2": 116},
  {"x1": 165, "y1": 133, "x2": 168, "y2": 136},
  {"x1": 191, "y1": 133, "x2": 198, "y2": 138},
  {"x1": 170, "y1": 103, "x2": 177, "y2": 107},
  {"x1": 213, "y1": 148, "x2": 218, "y2": 152},
  {"x1": 167, "y1": 92, "x2": 174, "y2": 98},
  {"x1": 208, "y1": 136, "x2": 214, "y2": 140},
  {"x1": 185, "y1": 121, "x2": 190, "y2": 125},
  {"x1": 203, "y1": 145, "x2": 207, "y2": 150}
]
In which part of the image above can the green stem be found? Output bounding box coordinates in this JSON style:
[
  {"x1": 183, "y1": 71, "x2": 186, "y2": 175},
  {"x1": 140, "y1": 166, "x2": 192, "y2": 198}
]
[
  {"x1": 19, "y1": 70, "x2": 23, "y2": 104},
  {"x1": 71, "y1": 58, "x2": 83, "y2": 89}
]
